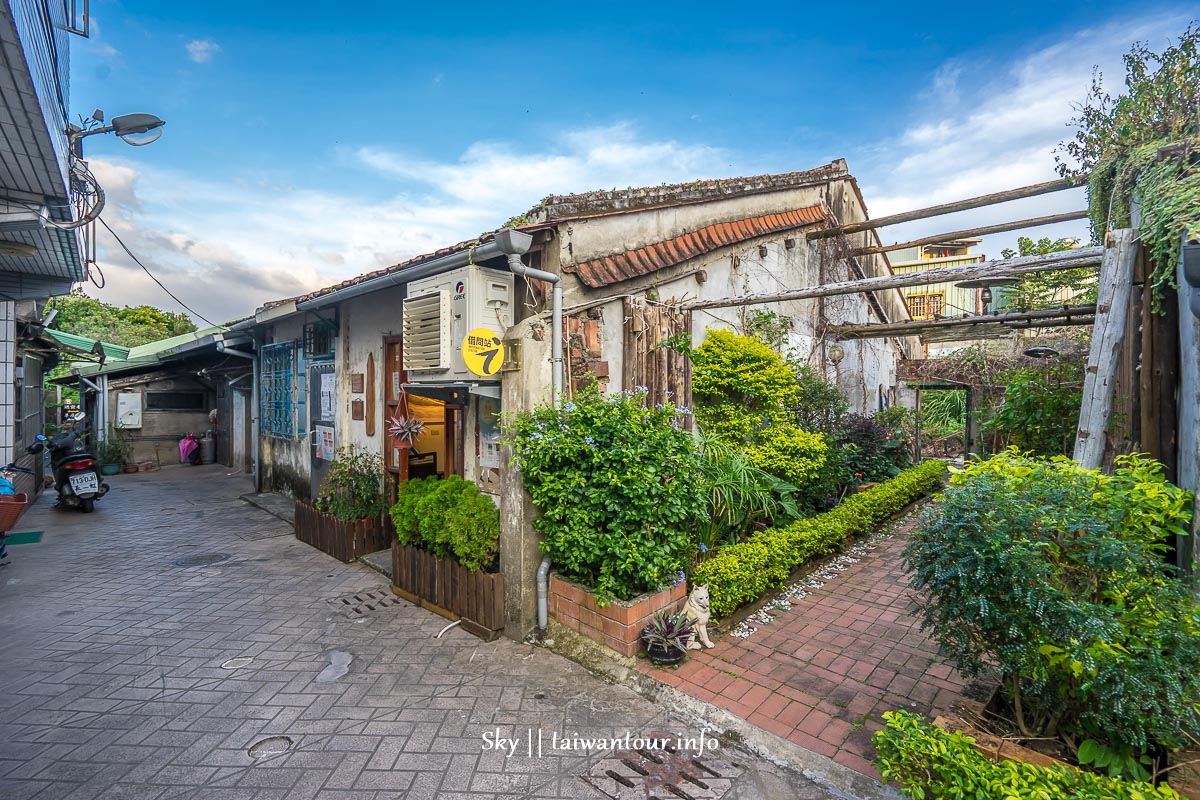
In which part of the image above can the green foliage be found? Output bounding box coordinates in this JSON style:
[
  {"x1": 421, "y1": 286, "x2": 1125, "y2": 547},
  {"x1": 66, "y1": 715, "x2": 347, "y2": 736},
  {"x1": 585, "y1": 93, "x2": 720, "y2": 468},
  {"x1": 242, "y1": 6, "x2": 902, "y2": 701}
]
[
  {"x1": 873, "y1": 710, "x2": 1181, "y2": 800},
  {"x1": 693, "y1": 439, "x2": 790, "y2": 555},
  {"x1": 1057, "y1": 25, "x2": 1200, "y2": 309},
  {"x1": 742, "y1": 309, "x2": 792, "y2": 352},
  {"x1": 506, "y1": 384, "x2": 704, "y2": 603},
  {"x1": 920, "y1": 390, "x2": 966, "y2": 439},
  {"x1": 905, "y1": 450, "x2": 1198, "y2": 768},
  {"x1": 987, "y1": 370, "x2": 1082, "y2": 456},
  {"x1": 690, "y1": 330, "x2": 831, "y2": 506},
  {"x1": 694, "y1": 460, "x2": 946, "y2": 617},
  {"x1": 1000, "y1": 236, "x2": 1098, "y2": 309},
  {"x1": 789, "y1": 362, "x2": 849, "y2": 435},
  {"x1": 49, "y1": 289, "x2": 197, "y2": 347},
  {"x1": 315, "y1": 447, "x2": 387, "y2": 522},
  {"x1": 445, "y1": 490, "x2": 501, "y2": 572},
  {"x1": 690, "y1": 329, "x2": 800, "y2": 441},
  {"x1": 98, "y1": 426, "x2": 133, "y2": 465},
  {"x1": 389, "y1": 476, "x2": 500, "y2": 571}
]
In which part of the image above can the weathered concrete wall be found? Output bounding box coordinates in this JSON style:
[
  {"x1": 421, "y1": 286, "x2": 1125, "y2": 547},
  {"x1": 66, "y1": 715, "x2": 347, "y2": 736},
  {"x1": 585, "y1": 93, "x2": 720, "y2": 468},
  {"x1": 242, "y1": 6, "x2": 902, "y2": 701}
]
[
  {"x1": 105, "y1": 375, "x2": 215, "y2": 465},
  {"x1": 499, "y1": 316, "x2": 554, "y2": 641},
  {"x1": 258, "y1": 316, "x2": 309, "y2": 498}
]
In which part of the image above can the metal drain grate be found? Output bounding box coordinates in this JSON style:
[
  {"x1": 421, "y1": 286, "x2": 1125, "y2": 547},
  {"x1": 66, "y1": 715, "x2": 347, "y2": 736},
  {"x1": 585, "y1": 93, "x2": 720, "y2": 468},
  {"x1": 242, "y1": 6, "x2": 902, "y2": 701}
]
[
  {"x1": 174, "y1": 553, "x2": 231, "y2": 567},
  {"x1": 330, "y1": 588, "x2": 406, "y2": 618},
  {"x1": 582, "y1": 738, "x2": 743, "y2": 800}
]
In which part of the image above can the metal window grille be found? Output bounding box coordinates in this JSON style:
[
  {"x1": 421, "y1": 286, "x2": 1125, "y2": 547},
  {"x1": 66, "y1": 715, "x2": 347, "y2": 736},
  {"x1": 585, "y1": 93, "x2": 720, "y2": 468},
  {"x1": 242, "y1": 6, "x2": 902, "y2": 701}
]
[
  {"x1": 260, "y1": 342, "x2": 306, "y2": 440},
  {"x1": 304, "y1": 321, "x2": 336, "y2": 360},
  {"x1": 907, "y1": 292, "x2": 944, "y2": 320}
]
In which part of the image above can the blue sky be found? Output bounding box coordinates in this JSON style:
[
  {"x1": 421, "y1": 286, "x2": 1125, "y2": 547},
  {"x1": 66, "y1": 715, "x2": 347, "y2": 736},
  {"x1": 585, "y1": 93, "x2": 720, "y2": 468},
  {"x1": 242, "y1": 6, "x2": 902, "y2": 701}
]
[{"x1": 72, "y1": 1, "x2": 1195, "y2": 323}]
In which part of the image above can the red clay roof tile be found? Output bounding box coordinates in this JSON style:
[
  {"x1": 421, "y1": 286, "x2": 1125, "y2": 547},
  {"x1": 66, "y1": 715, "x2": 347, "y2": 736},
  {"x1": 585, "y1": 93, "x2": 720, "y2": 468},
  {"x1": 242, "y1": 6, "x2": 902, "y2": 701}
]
[{"x1": 570, "y1": 205, "x2": 827, "y2": 288}]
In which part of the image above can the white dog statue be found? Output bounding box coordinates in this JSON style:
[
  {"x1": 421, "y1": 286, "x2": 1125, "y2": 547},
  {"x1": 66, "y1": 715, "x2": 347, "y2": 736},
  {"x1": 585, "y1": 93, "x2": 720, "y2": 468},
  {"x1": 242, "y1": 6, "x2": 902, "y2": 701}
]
[{"x1": 683, "y1": 584, "x2": 716, "y2": 649}]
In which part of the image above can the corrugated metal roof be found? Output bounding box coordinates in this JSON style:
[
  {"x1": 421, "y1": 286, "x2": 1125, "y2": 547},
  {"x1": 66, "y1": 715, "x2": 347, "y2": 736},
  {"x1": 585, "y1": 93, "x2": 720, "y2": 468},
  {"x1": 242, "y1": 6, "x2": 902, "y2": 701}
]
[
  {"x1": 57, "y1": 326, "x2": 228, "y2": 378},
  {"x1": 565, "y1": 206, "x2": 830, "y2": 288},
  {"x1": 42, "y1": 329, "x2": 130, "y2": 360}
]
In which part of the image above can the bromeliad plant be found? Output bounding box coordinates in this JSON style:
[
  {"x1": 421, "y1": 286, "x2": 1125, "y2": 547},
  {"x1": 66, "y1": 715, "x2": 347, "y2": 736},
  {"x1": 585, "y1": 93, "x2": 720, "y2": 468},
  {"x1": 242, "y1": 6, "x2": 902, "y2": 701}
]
[
  {"x1": 641, "y1": 609, "x2": 694, "y2": 655},
  {"x1": 904, "y1": 449, "x2": 1198, "y2": 780},
  {"x1": 506, "y1": 384, "x2": 704, "y2": 604},
  {"x1": 386, "y1": 414, "x2": 425, "y2": 447}
]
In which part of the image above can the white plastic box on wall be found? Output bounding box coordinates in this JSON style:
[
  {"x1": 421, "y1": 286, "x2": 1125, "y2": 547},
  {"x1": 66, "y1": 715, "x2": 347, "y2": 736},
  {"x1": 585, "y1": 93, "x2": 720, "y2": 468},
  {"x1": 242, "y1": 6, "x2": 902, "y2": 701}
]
[
  {"x1": 402, "y1": 265, "x2": 514, "y2": 381},
  {"x1": 116, "y1": 392, "x2": 142, "y2": 428}
]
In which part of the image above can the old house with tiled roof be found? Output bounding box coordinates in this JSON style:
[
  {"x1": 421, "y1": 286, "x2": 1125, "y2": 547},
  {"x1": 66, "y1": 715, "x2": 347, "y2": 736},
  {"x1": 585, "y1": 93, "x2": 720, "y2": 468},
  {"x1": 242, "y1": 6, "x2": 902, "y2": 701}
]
[{"x1": 230, "y1": 159, "x2": 915, "y2": 638}]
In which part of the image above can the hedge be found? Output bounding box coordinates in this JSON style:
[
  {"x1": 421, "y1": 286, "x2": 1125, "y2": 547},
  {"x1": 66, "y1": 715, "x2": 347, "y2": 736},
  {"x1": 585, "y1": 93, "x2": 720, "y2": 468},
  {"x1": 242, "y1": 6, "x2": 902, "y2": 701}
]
[
  {"x1": 693, "y1": 459, "x2": 946, "y2": 618},
  {"x1": 873, "y1": 710, "x2": 1181, "y2": 800}
]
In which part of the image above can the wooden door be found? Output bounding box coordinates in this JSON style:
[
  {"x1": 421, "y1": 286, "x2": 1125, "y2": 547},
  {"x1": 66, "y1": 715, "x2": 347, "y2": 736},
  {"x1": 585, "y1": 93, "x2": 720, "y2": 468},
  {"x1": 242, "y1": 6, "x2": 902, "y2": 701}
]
[{"x1": 382, "y1": 336, "x2": 408, "y2": 492}]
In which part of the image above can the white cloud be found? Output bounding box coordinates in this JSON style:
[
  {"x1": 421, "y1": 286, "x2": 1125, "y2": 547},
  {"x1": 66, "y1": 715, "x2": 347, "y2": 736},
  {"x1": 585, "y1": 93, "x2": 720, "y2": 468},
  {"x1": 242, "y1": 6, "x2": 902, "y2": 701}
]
[
  {"x1": 856, "y1": 12, "x2": 1190, "y2": 258},
  {"x1": 85, "y1": 125, "x2": 732, "y2": 323},
  {"x1": 185, "y1": 39, "x2": 221, "y2": 64}
]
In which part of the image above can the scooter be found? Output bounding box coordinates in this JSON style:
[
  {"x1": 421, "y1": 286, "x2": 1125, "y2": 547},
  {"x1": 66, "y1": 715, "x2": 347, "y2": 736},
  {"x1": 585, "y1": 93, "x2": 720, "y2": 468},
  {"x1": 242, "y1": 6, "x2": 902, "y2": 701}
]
[{"x1": 27, "y1": 414, "x2": 109, "y2": 513}]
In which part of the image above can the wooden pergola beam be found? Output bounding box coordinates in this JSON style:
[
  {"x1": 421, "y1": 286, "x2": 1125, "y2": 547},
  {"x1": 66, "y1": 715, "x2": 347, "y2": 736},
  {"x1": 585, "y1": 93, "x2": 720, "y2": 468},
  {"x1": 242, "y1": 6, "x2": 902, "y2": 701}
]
[
  {"x1": 808, "y1": 176, "x2": 1088, "y2": 240},
  {"x1": 845, "y1": 210, "x2": 1090, "y2": 257},
  {"x1": 831, "y1": 305, "x2": 1097, "y2": 339},
  {"x1": 680, "y1": 247, "x2": 1103, "y2": 312}
]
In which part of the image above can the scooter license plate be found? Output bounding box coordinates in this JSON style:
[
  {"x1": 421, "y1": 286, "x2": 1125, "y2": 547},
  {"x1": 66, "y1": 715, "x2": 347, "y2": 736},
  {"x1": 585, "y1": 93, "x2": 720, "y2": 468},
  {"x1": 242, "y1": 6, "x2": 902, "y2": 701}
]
[{"x1": 68, "y1": 472, "x2": 99, "y2": 495}]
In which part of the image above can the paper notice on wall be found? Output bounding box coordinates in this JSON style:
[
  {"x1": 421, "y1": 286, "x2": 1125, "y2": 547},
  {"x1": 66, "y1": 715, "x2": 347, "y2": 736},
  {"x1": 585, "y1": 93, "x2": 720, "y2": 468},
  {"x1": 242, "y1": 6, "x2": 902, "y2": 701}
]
[
  {"x1": 391, "y1": 372, "x2": 401, "y2": 399},
  {"x1": 477, "y1": 396, "x2": 502, "y2": 469},
  {"x1": 316, "y1": 424, "x2": 335, "y2": 461},
  {"x1": 320, "y1": 372, "x2": 335, "y2": 420}
]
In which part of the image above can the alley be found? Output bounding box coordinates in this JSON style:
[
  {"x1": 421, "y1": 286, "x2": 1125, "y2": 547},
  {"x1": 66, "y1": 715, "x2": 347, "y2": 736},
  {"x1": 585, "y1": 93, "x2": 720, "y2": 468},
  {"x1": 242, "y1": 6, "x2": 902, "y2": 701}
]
[{"x1": 0, "y1": 467, "x2": 845, "y2": 800}]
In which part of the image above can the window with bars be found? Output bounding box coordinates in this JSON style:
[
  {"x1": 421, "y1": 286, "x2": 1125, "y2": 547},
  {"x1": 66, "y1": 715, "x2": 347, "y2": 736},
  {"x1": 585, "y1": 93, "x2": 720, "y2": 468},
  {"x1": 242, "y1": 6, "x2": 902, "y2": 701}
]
[
  {"x1": 906, "y1": 292, "x2": 945, "y2": 320},
  {"x1": 260, "y1": 342, "x2": 306, "y2": 440}
]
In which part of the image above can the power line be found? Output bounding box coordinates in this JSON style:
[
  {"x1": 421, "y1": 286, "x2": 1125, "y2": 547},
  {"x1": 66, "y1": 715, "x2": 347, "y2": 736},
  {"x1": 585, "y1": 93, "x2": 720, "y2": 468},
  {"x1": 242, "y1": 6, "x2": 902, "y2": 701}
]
[{"x1": 96, "y1": 216, "x2": 217, "y2": 327}]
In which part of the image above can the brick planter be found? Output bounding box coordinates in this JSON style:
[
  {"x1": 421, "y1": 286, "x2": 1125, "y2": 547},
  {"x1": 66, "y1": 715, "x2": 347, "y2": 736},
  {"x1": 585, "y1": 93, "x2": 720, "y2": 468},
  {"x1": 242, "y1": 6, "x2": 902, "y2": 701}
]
[
  {"x1": 549, "y1": 574, "x2": 688, "y2": 657},
  {"x1": 391, "y1": 540, "x2": 505, "y2": 641},
  {"x1": 293, "y1": 501, "x2": 390, "y2": 563}
]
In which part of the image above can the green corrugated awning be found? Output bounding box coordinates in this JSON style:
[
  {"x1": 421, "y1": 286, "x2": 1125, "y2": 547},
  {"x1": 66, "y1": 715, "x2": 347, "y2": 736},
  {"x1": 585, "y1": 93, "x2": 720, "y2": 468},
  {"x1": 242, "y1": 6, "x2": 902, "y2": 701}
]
[{"x1": 42, "y1": 329, "x2": 130, "y2": 361}]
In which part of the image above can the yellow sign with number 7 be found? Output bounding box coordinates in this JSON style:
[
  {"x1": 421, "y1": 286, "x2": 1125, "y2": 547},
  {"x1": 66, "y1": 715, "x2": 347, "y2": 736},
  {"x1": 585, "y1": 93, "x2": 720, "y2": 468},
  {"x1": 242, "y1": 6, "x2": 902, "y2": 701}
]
[{"x1": 462, "y1": 328, "x2": 505, "y2": 377}]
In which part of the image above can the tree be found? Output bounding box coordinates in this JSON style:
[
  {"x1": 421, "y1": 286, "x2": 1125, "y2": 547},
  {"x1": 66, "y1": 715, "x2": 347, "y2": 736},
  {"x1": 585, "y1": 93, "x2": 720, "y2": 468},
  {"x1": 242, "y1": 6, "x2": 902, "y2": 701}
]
[
  {"x1": 1000, "y1": 236, "x2": 1097, "y2": 309},
  {"x1": 49, "y1": 290, "x2": 197, "y2": 347}
]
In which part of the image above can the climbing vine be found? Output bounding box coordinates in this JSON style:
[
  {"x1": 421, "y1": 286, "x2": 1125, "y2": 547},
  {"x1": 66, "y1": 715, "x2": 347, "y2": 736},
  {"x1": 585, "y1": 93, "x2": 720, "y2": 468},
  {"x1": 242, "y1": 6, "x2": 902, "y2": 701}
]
[{"x1": 1056, "y1": 25, "x2": 1200, "y2": 310}]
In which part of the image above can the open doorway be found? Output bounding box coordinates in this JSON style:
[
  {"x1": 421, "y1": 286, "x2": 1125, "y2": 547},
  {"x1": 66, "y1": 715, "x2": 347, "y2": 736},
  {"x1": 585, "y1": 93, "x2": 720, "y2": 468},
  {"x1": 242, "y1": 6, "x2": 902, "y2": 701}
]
[{"x1": 911, "y1": 382, "x2": 973, "y2": 463}]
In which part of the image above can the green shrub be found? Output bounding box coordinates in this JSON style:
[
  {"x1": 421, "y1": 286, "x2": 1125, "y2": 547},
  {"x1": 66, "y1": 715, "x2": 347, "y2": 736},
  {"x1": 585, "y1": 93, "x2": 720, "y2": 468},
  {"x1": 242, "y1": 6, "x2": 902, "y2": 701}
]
[
  {"x1": 690, "y1": 330, "x2": 830, "y2": 506},
  {"x1": 315, "y1": 446, "x2": 388, "y2": 522},
  {"x1": 694, "y1": 438, "x2": 793, "y2": 555},
  {"x1": 905, "y1": 450, "x2": 1198, "y2": 772},
  {"x1": 873, "y1": 710, "x2": 1181, "y2": 800},
  {"x1": 389, "y1": 476, "x2": 500, "y2": 571},
  {"x1": 446, "y1": 490, "x2": 501, "y2": 572},
  {"x1": 694, "y1": 460, "x2": 946, "y2": 617},
  {"x1": 506, "y1": 384, "x2": 704, "y2": 603}
]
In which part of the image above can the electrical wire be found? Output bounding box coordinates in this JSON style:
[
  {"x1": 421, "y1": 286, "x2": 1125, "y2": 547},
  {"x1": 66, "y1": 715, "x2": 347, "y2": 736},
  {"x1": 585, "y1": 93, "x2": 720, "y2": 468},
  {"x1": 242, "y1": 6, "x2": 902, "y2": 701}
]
[{"x1": 96, "y1": 216, "x2": 217, "y2": 327}]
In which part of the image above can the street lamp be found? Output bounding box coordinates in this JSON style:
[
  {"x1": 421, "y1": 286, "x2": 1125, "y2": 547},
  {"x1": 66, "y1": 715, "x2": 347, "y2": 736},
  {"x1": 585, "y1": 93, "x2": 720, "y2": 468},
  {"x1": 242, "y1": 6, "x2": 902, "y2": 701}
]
[
  {"x1": 68, "y1": 110, "x2": 166, "y2": 157},
  {"x1": 954, "y1": 276, "x2": 1020, "y2": 313}
]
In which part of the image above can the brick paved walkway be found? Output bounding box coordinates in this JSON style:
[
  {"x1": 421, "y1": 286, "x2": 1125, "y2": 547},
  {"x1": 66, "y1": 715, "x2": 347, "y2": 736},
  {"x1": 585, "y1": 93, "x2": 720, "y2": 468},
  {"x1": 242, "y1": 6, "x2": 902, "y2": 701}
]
[
  {"x1": 0, "y1": 466, "x2": 844, "y2": 800},
  {"x1": 637, "y1": 514, "x2": 970, "y2": 780}
]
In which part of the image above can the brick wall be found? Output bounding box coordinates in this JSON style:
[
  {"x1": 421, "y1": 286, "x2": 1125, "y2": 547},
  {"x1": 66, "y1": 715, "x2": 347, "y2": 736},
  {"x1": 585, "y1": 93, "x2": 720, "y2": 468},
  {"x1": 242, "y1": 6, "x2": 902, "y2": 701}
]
[
  {"x1": 549, "y1": 574, "x2": 687, "y2": 657},
  {"x1": 566, "y1": 313, "x2": 609, "y2": 394}
]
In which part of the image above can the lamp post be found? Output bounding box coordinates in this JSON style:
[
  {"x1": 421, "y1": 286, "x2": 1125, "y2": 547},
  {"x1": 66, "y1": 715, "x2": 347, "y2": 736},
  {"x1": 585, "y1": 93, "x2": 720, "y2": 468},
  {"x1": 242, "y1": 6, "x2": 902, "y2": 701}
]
[
  {"x1": 954, "y1": 276, "x2": 1020, "y2": 313},
  {"x1": 68, "y1": 110, "x2": 166, "y2": 158}
]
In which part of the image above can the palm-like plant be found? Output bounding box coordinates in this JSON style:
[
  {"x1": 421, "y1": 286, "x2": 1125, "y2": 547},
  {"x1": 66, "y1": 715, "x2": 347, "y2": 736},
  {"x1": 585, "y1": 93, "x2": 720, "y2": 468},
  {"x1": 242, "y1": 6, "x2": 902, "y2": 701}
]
[{"x1": 641, "y1": 610, "x2": 693, "y2": 653}]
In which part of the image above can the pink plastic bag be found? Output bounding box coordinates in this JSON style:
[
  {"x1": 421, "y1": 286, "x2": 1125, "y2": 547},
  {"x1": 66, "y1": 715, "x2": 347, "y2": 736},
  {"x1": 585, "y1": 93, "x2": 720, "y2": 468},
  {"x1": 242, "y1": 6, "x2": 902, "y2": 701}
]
[{"x1": 179, "y1": 435, "x2": 199, "y2": 464}]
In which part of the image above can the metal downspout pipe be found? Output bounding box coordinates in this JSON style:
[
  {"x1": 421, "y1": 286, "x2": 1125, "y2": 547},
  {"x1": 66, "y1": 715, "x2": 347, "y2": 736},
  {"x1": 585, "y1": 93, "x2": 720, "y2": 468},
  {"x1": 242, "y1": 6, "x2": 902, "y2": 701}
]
[{"x1": 217, "y1": 341, "x2": 259, "y2": 487}]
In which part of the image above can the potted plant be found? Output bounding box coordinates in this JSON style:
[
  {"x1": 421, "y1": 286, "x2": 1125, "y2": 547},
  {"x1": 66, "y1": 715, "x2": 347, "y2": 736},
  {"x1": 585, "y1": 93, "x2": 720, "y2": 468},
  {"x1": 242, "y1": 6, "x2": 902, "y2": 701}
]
[
  {"x1": 641, "y1": 609, "x2": 693, "y2": 666},
  {"x1": 98, "y1": 427, "x2": 131, "y2": 476},
  {"x1": 295, "y1": 447, "x2": 391, "y2": 562},
  {"x1": 386, "y1": 414, "x2": 425, "y2": 449}
]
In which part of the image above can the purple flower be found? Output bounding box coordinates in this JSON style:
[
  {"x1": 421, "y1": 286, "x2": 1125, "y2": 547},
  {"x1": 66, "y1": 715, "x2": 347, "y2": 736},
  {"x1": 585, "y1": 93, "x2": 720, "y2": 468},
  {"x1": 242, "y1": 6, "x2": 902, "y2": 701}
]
[{"x1": 698, "y1": 543, "x2": 708, "y2": 553}]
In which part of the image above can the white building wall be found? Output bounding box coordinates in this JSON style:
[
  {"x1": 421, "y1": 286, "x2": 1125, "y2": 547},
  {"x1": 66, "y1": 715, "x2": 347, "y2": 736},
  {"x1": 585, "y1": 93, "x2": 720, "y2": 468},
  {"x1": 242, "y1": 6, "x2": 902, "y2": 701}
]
[{"x1": 0, "y1": 302, "x2": 13, "y2": 466}]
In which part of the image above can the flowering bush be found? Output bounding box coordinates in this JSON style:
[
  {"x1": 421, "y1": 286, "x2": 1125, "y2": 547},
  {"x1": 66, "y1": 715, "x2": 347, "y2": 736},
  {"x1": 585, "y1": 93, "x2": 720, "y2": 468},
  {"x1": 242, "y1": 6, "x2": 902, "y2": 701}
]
[{"x1": 506, "y1": 384, "x2": 704, "y2": 604}]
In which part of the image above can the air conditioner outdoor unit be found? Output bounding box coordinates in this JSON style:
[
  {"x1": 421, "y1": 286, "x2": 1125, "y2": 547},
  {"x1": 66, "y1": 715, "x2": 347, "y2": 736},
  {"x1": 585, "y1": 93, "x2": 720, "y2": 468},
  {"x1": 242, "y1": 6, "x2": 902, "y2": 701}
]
[{"x1": 402, "y1": 264, "x2": 514, "y2": 381}]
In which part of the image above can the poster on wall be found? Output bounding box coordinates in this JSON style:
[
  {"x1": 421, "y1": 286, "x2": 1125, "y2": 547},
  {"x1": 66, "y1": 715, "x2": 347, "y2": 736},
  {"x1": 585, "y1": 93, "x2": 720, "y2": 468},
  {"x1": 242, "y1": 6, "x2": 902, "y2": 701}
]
[
  {"x1": 315, "y1": 424, "x2": 335, "y2": 461},
  {"x1": 477, "y1": 396, "x2": 502, "y2": 469},
  {"x1": 320, "y1": 372, "x2": 335, "y2": 420}
]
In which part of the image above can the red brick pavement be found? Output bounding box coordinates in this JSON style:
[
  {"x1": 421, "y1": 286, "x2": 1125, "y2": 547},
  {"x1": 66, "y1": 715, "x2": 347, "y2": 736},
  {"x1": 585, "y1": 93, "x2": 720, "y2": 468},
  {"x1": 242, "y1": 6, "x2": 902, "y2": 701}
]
[{"x1": 636, "y1": 515, "x2": 970, "y2": 780}]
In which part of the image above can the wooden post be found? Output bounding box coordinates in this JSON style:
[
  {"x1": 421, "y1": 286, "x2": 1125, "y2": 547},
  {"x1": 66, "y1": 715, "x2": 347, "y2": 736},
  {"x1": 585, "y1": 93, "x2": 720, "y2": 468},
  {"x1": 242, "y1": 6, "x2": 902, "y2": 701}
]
[
  {"x1": 681, "y1": 248, "x2": 1103, "y2": 312},
  {"x1": 1073, "y1": 230, "x2": 1138, "y2": 468},
  {"x1": 808, "y1": 177, "x2": 1086, "y2": 240},
  {"x1": 914, "y1": 389, "x2": 922, "y2": 463},
  {"x1": 845, "y1": 210, "x2": 1090, "y2": 257}
]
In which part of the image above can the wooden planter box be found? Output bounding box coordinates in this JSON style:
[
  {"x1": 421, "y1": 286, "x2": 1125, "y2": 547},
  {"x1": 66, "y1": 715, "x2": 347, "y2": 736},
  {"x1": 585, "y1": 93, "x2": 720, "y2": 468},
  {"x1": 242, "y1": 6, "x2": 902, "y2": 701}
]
[
  {"x1": 549, "y1": 573, "x2": 688, "y2": 657},
  {"x1": 391, "y1": 540, "x2": 505, "y2": 641},
  {"x1": 294, "y1": 501, "x2": 390, "y2": 563}
]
